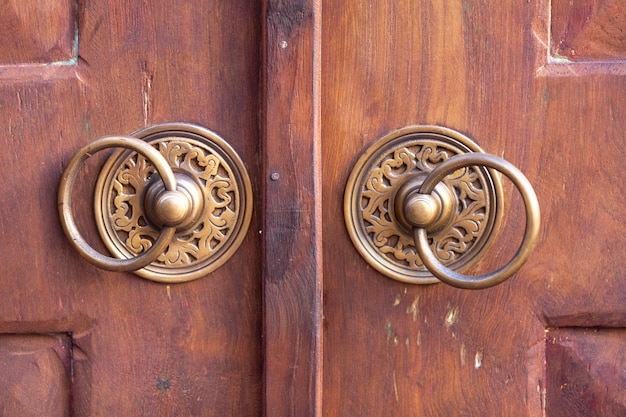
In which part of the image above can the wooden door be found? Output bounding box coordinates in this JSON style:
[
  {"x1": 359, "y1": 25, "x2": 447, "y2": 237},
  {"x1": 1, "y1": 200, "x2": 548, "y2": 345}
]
[
  {"x1": 0, "y1": 1, "x2": 262, "y2": 415},
  {"x1": 322, "y1": 0, "x2": 626, "y2": 416},
  {"x1": 2, "y1": 0, "x2": 624, "y2": 416}
]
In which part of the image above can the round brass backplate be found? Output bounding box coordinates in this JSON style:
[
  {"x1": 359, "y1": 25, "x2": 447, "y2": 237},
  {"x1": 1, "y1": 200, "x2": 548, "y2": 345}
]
[
  {"x1": 344, "y1": 126, "x2": 504, "y2": 284},
  {"x1": 94, "y1": 123, "x2": 253, "y2": 283}
]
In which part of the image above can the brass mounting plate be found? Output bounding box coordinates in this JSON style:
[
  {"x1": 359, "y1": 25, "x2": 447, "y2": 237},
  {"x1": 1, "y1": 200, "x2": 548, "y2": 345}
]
[
  {"x1": 94, "y1": 123, "x2": 253, "y2": 283},
  {"x1": 344, "y1": 126, "x2": 504, "y2": 284}
]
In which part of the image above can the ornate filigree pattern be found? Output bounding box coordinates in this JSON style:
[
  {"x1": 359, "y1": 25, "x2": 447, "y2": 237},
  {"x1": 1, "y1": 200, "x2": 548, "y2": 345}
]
[
  {"x1": 95, "y1": 125, "x2": 252, "y2": 282},
  {"x1": 109, "y1": 140, "x2": 238, "y2": 266},
  {"x1": 361, "y1": 143, "x2": 489, "y2": 270},
  {"x1": 344, "y1": 127, "x2": 502, "y2": 284}
]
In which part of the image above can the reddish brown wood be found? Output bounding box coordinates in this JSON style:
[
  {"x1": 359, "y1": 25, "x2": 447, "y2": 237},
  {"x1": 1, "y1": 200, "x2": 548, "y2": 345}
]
[
  {"x1": 546, "y1": 329, "x2": 626, "y2": 416},
  {"x1": 262, "y1": 0, "x2": 323, "y2": 415},
  {"x1": 1, "y1": 0, "x2": 625, "y2": 415},
  {"x1": 551, "y1": 0, "x2": 626, "y2": 61},
  {"x1": 0, "y1": 1, "x2": 262, "y2": 415},
  {"x1": 0, "y1": 0, "x2": 76, "y2": 64},
  {"x1": 0, "y1": 334, "x2": 71, "y2": 416},
  {"x1": 321, "y1": 0, "x2": 626, "y2": 416}
]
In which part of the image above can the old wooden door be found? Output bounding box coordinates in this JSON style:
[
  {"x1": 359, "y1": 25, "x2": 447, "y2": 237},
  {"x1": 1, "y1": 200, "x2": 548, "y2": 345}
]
[
  {"x1": 2, "y1": 0, "x2": 625, "y2": 416},
  {"x1": 322, "y1": 0, "x2": 626, "y2": 416},
  {"x1": 0, "y1": 1, "x2": 263, "y2": 415}
]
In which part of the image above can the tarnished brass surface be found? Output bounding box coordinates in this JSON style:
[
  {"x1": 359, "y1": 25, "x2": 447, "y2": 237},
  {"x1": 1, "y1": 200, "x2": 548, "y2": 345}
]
[
  {"x1": 413, "y1": 153, "x2": 540, "y2": 289},
  {"x1": 94, "y1": 123, "x2": 253, "y2": 283},
  {"x1": 344, "y1": 126, "x2": 504, "y2": 284}
]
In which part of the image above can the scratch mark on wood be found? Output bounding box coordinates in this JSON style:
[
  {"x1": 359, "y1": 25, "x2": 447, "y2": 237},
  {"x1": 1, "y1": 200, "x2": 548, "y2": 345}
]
[
  {"x1": 460, "y1": 343, "x2": 467, "y2": 367},
  {"x1": 386, "y1": 321, "x2": 399, "y2": 346},
  {"x1": 141, "y1": 62, "x2": 153, "y2": 127},
  {"x1": 392, "y1": 294, "x2": 401, "y2": 307},
  {"x1": 82, "y1": 113, "x2": 90, "y2": 135},
  {"x1": 445, "y1": 306, "x2": 459, "y2": 329},
  {"x1": 393, "y1": 370, "x2": 399, "y2": 402},
  {"x1": 474, "y1": 350, "x2": 483, "y2": 369},
  {"x1": 537, "y1": 379, "x2": 546, "y2": 417},
  {"x1": 75, "y1": 69, "x2": 89, "y2": 87},
  {"x1": 406, "y1": 295, "x2": 420, "y2": 321}
]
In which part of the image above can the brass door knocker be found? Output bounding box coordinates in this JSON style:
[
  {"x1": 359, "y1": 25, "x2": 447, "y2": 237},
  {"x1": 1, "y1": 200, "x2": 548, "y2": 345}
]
[
  {"x1": 58, "y1": 123, "x2": 253, "y2": 283},
  {"x1": 344, "y1": 126, "x2": 540, "y2": 289}
]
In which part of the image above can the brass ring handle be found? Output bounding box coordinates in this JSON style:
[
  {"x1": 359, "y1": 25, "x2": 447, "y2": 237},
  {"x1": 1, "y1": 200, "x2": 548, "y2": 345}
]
[
  {"x1": 58, "y1": 136, "x2": 178, "y2": 271},
  {"x1": 411, "y1": 153, "x2": 540, "y2": 289},
  {"x1": 57, "y1": 123, "x2": 254, "y2": 282}
]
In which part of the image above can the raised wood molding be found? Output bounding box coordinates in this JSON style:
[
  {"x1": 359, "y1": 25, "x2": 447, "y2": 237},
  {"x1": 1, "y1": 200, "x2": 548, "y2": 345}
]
[
  {"x1": 0, "y1": 0, "x2": 76, "y2": 65},
  {"x1": 262, "y1": 0, "x2": 323, "y2": 415}
]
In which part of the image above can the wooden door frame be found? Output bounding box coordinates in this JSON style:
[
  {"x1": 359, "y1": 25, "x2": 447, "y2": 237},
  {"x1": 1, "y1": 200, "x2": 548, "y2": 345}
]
[{"x1": 261, "y1": 0, "x2": 323, "y2": 415}]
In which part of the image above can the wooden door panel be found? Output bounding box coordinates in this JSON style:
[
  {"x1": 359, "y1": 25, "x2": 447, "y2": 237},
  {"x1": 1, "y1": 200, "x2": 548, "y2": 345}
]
[
  {"x1": 550, "y1": 0, "x2": 626, "y2": 61},
  {"x1": 0, "y1": 1, "x2": 262, "y2": 415},
  {"x1": 2, "y1": 0, "x2": 623, "y2": 415},
  {"x1": 261, "y1": 0, "x2": 323, "y2": 414},
  {"x1": 322, "y1": 0, "x2": 626, "y2": 416},
  {"x1": 0, "y1": 334, "x2": 72, "y2": 416},
  {"x1": 546, "y1": 328, "x2": 626, "y2": 416},
  {"x1": 0, "y1": 0, "x2": 76, "y2": 65}
]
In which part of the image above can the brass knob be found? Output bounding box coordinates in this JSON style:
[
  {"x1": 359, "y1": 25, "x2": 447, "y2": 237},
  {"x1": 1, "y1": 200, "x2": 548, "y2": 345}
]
[
  {"x1": 58, "y1": 123, "x2": 253, "y2": 283},
  {"x1": 344, "y1": 126, "x2": 540, "y2": 288},
  {"x1": 151, "y1": 190, "x2": 193, "y2": 226}
]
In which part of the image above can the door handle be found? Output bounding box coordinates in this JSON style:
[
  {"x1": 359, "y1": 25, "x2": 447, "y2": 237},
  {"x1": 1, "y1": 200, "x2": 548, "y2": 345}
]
[
  {"x1": 58, "y1": 123, "x2": 253, "y2": 283},
  {"x1": 344, "y1": 126, "x2": 540, "y2": 289},
  {"x1": 409, "y1": 153, "x2": 539, "y2": 289},
  {"x1": 59, "y1": 136, "x2": 179, "y2": 273}
]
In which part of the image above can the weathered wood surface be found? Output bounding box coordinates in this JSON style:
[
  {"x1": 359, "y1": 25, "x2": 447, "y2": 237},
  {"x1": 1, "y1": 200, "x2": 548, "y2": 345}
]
[
  {"x1": 321, "y1": 0, "x2": 626, "y2": 415},
  {"x1": 0, "y1": 1, "x2": 263, "y2": 415},
  {"x1": 0, "y1": 334, "x2": 72, "y2": 417},
  {"x1": 0, "y1": 0, "x2": 76, "y2": 64},
  {"x1": 0, "y1": 0, "x2": 624, "y2": 415},
  {"x1": 546, "y1": 329, "x2": 626, "y2": 416},
  {"x1": 262, "y1": 0, "x2": 323, "y2": 415}
]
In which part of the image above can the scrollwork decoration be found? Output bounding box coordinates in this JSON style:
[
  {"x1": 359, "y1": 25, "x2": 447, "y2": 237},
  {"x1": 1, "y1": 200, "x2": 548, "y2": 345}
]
[
  {"x1": 108, "y1": 140, "x2": 238, "y2": 267},
  {"x1": 344, "y1": 127, "x2": 503, "y2": 283},
  {"x1": 95, "y1": 124, "x2": 252, "y2": 283}
]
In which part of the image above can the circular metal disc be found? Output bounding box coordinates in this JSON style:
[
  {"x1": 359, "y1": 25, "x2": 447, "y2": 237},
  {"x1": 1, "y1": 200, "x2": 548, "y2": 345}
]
[
  {"x1": 95, "y1": 123, "x2": 253, "y2": 283},
  {"x1": 344, "y1": 126, "x2": 504, "y2": 284}
]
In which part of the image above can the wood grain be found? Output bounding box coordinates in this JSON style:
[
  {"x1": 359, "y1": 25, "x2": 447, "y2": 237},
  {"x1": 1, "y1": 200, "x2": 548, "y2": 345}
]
[
  {"x1": 0, "y1": 0, "x2": 76, "y2": 64},
  {"x1": 546, "y1": 329, "x2": 626, "y2": 416},
  {"x1": 1, "y1": 0, "x2": 624, "y2": 415},
  {"x1": 0, "y1": 1, "x2": 262, "y2": 415},
  {"x1": 262, "y1": 0, "x2": 323, "y2": 415},
  {"x1": 322, "y1": 0, "x2": 626, "y2": 415},
  {"x1": 551, "y1": 0, "x2": 626, "y2": 61},
  {"x1": 0, "y1": 334, "x2": 71, "y2": 417}
]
